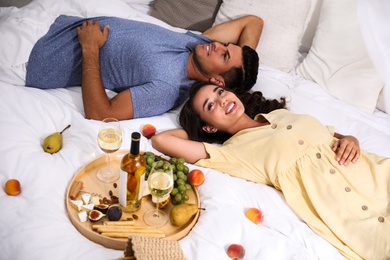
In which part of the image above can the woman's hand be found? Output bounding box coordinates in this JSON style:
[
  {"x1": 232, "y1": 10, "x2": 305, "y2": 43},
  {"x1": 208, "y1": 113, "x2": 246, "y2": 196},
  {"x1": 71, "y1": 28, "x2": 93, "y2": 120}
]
[{"x1": 332, "y1": 134, "x2": 360, "y2": 166}]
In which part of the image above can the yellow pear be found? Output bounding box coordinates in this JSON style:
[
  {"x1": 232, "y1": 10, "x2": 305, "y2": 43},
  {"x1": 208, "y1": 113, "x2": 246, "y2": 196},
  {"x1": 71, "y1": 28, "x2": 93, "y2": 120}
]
[
  {"x1": 43, "y1": 124, "x2": 71, "y2": 154},
  {"x1": 169, "y1": 203, "x2": 199, "y2": 227}
]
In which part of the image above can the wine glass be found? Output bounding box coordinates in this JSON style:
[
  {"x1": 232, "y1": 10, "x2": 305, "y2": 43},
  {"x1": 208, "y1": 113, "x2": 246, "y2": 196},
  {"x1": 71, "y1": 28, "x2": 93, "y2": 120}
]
[
  {"x1": 143, "y1": 161, "x2": 173, "y2": 227},
  {"x1": 96, "y1": 118, "x2": 122, "y2": 183}
]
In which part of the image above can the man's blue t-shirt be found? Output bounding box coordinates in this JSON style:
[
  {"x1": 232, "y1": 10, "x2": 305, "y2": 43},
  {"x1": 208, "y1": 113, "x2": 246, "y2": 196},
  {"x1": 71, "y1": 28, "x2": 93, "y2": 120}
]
[{"x1": 26, "y1": 15, "x2": 211, "y2": 118}]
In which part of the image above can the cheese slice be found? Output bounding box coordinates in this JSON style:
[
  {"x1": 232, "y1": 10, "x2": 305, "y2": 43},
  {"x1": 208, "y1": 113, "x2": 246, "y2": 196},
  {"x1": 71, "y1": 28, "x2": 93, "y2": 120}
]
[
  {"x1": 70, "y1": 200, "x2": 83, "y2": 212},
  {"x1": 81, "y1": 193, "x2": 91, "y2": 204},
  {"x1": 78, "y1": 211, "x2": 88, "y2": 223},
  {"x1": 81, "y1": 203, "x2": 95, "y2": 213},
  {"x1": 91, "y1": 196, "x2": 100, "y2": 205}
]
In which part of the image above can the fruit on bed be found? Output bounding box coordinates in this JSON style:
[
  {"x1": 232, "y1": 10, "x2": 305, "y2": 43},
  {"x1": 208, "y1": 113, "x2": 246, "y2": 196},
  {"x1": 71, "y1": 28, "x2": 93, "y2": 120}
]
[
  {"x1": 43, "y1": 124, "x2": 71, "y2": 154},
  {"x1": 188, "y1": 169, "x2": 204, "y2": 186},
  {"x1": 227, "y1": 244, "x2": 245, "y2": 259},
  {"x1": 141, "y1": 124, "x2": 156, "y2": 139},
  {"x1": 169, "y1": 203, "x2": 198, "y2": 226},
  {"x1": 4, "y1": 179, "x2": 21, "y2": 196},
  {"x1": 245, "y1": 207, "x2": 263, "y2": 224},
  {"x1": 107, "y1": 205, "x2": 122, "y2": 221}
]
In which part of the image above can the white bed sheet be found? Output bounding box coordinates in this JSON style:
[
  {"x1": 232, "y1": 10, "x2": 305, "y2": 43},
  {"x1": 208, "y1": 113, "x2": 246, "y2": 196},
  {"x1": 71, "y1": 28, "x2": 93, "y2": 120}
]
[{"x1": 0, "y1": 1, "x2": 389, "y2": 260}]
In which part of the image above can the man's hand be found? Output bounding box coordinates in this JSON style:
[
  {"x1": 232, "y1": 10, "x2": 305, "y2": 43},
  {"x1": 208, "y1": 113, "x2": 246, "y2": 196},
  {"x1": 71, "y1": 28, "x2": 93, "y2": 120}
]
[
  {"x1": 202, "y1": 15, "x2": 263, "y2": 50},
  {"x1": 76, "y1": 20, "x2": 109, "y2": 51},
  {"x1": 332, "y1": 135, "x2": 361, "y2": 166},
  {"x1": 75, "y1": 19, "x2": 134, "y2": 120}
]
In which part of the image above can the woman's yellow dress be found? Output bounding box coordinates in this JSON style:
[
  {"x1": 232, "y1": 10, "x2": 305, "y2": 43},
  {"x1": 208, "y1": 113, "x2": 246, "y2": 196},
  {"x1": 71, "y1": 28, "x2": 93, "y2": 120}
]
[{"x1": 196, "y1": 109, "x2": 390, "y2": 260}]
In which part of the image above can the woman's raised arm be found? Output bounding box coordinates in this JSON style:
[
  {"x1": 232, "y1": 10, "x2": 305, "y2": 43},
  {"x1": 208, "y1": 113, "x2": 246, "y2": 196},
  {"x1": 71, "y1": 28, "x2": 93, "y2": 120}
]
[{"x1": 151, "y1": 129, "x2": 209, "y2": 164}]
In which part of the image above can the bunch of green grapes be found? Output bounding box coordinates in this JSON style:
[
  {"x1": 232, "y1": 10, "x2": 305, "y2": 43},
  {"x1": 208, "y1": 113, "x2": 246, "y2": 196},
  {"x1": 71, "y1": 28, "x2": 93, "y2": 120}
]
[
  {"x1": 143, "y1": 152, "x2": 192, "y2": 205},
  {"x1": 169, "y1": 157, "x2": 192, "y2": 205}
]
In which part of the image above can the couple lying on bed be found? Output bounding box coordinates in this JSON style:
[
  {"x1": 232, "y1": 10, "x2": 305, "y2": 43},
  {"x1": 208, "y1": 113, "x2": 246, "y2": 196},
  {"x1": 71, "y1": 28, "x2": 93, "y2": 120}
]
[{"x1": 7, "y1": 12, "x2": 389, "y2": 259}]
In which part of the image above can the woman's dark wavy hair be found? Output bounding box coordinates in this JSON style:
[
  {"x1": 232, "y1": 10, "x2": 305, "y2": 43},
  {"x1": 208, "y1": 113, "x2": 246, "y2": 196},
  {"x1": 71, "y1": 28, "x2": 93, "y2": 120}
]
[
  {"x1": 179, "y1": 81, "x2": 286, "y2": 144},
  {"x1": 221, "y1": 45, "x2": 259, "y2": 94}
]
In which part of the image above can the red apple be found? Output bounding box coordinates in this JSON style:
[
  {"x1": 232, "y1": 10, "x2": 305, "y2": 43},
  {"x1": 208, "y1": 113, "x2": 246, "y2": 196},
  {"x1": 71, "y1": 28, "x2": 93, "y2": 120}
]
[
  {"x1": 5, "y1": 179, "x2": 21, "y2": 196},
  {"x1": 188, "y1": 169, "x2": 204, "y2": 186},
  {"x1": 245, "y1": 207, "x2": 263, "y2": 224},
  {"x1": 227, "y1": 244, "x2": 245, "y2": 259},
  {"x1": 141, "y1": 124, "x2": 156, "y2": 139}
]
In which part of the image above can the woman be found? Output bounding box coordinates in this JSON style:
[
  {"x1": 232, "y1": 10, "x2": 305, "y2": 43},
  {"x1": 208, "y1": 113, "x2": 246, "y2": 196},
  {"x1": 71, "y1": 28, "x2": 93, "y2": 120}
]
[{"x1": 151, "y1": 82, "x2": 390, "y2": 259}]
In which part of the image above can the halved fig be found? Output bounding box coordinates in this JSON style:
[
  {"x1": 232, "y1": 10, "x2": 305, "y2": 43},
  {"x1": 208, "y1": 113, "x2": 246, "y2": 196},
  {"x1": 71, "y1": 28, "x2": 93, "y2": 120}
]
[
  {"x1": 94, "y1": 204, "x2": 109, "y2": 214},
  {"x1": 88, "y1": 209, "x2": 105, "y2": 222}
]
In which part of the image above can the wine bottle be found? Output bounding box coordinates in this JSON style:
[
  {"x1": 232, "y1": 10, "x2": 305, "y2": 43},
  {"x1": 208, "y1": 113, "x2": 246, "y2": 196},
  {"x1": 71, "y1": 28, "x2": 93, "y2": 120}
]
[{"x1": 119, "y1": 132, "x2": 146, "y2": 212}]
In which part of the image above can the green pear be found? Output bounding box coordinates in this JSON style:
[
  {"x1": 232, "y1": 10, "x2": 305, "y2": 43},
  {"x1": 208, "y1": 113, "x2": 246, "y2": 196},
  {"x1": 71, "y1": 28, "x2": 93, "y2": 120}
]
[
  {"x1": 43, "y1": 124, "x2": 71, "y2": 154},
  {"x1": 169, "y1": 203, "x2": 199, "y2": 227}
]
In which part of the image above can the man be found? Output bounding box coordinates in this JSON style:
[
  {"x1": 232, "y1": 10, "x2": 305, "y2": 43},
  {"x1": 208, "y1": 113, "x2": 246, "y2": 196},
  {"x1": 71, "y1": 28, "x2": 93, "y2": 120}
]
[{"x1": 24, "y1": 15, "x2": 263, "y2": 120}]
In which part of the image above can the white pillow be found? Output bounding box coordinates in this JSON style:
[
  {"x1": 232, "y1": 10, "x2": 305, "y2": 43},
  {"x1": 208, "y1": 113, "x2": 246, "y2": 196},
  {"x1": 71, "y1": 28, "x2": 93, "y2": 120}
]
[
  {"x1": 213, "y1": 0, "x2": 311, "y2": 73},
  {"x1": 296, "y1": 0, "x2": 384, "y2": 114},
  {"x1": 299, "y1": 0, "x2": 323, "y2": 54}
]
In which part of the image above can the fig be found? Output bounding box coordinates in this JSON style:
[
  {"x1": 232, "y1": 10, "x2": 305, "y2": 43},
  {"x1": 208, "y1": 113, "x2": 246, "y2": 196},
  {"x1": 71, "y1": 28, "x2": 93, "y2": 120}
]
[
  {"x1": 88, "y1": 210, "x2": 105, "y2": 222},
  {"x1": 94, "y1": 204, "x2": 109, "y2": 214},
  {"x1": 107, "y1": 205, "x2": 122, "y2": 221}
]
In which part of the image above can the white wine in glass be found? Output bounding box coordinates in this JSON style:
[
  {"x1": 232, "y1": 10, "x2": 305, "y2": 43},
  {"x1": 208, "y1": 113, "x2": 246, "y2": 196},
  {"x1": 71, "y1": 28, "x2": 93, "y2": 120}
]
[
  {"x1": 96, "y1": 118, "x2": 122, "y2": 183},
  {"x1": 143, "y1": 162, "x2": 173, "y2": 227}
]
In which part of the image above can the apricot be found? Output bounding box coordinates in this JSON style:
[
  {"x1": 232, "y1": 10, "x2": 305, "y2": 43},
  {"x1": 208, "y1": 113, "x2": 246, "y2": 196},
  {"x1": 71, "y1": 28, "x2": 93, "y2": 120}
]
[
  {"x1": 141, "y1": 124, "x2": 156, "y2": 139},
  {"x1": 188, "y1": 169, "x2": 204, "y2": 186},
  {"x1": 245, "y1": 207, "x2": 263, "y2": 224},
  {"x1": 4, "y1": 179, "x2": 21, "y2": 196},
  {"x1": 227, "y1": 244, "x2": 245, "y2": 259}
]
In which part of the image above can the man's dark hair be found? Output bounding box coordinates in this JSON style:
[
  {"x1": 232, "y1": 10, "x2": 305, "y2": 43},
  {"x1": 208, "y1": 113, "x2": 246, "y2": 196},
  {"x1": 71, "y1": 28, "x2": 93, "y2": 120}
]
[{"x1": 221, "y1": 45, "x2": 259, "y2": 94}]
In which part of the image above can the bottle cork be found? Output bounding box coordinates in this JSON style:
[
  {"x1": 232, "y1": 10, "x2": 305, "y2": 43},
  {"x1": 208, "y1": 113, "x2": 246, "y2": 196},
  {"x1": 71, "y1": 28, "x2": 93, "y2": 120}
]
[{"x1": 69, "y1": 181, "x2": 83, "y2": 200}]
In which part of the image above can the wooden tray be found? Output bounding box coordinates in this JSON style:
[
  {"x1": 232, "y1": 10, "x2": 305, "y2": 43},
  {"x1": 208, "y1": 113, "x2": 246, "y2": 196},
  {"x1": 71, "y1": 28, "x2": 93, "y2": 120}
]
[{"x1": 66, "y1": 150, "x2": 200, "y2": 250}]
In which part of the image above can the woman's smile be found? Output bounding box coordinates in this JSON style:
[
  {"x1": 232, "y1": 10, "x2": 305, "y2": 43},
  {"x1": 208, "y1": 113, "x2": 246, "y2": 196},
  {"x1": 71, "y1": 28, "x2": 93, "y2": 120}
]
[{"x1": 225, "y1": 101, "x2": 236, "y2": 114}]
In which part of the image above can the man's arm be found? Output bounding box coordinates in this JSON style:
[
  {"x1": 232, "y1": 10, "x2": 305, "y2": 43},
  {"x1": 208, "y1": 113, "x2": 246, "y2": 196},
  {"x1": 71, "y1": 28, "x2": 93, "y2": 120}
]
[
  {"x1": 77, "y1": 20, "x2": 134, "y2": 120},
  {"x1": 201, "y1": 15, "x2": 263, "y2": 50}
]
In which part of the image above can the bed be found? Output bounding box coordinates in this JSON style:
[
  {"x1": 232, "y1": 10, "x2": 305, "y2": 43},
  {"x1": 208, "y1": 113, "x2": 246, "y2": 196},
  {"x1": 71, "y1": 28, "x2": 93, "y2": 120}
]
[{"x1": 1, "y1": 0, "x2": 389, "y2": 259}]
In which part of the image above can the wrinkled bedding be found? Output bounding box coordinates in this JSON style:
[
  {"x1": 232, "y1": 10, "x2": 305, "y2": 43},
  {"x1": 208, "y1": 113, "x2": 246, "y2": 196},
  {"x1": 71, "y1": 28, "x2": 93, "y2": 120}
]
[{"x1": 0, "y1": 0, "x2": 389, "y2": 259}]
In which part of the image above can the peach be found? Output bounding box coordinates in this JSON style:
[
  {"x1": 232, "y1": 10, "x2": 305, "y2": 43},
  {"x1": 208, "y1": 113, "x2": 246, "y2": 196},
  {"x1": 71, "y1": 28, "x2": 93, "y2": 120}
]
[
  {"x1": 4, "y1": 179, "x2": 21, "y2": 196},
  {"x1": 245, "y1": 207, "x2": 263, "y2": 224},
  {"x1": 227, "y1": 244, "x2": 245, "y2": 259},
  {"x1": 188, "y1": 169, "x2": 204, "y2": 186},
  {"x1": 141, "y1": 124, "x2": 156, "y2": 139}
]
